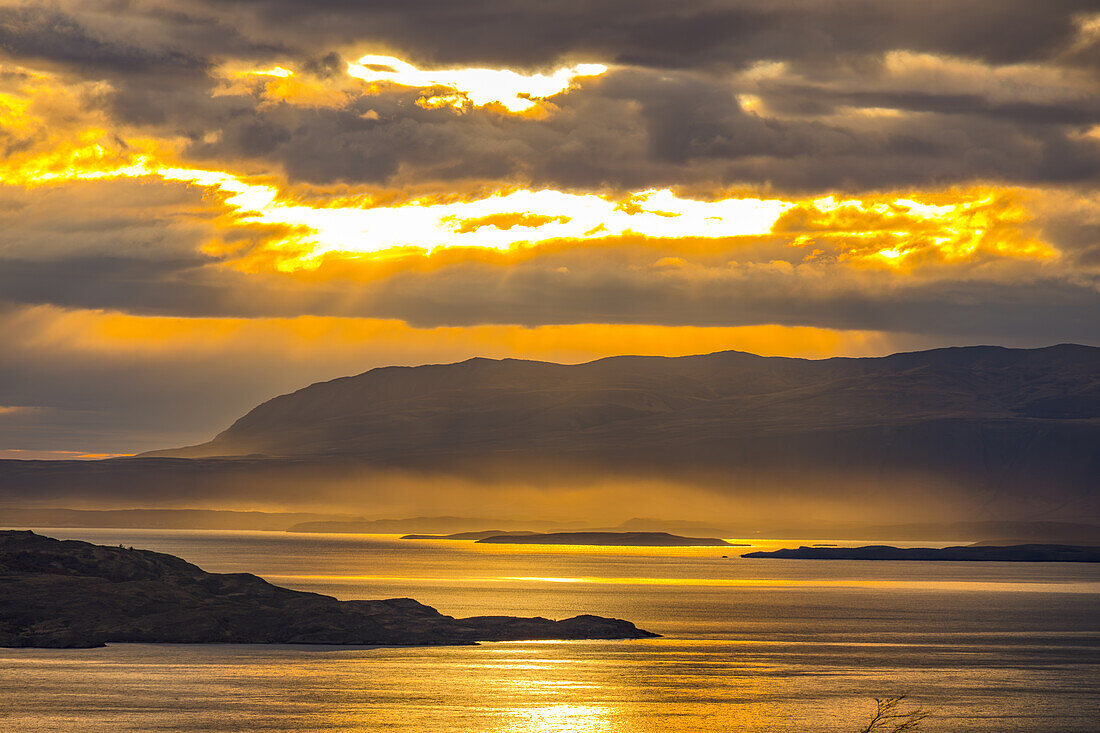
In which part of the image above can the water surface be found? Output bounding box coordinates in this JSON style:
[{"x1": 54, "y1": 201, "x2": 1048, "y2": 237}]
[{"x1": 2, "y1": 528, "x2": 1097, "y2": 731}]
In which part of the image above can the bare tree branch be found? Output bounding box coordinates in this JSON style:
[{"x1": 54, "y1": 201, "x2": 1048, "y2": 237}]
[{"x1": 858, "y1": 696, "x2": 931, "y2": 733}]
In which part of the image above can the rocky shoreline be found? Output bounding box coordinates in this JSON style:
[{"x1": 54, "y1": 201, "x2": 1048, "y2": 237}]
[{"x1": 0, "y1": 530, "x2": 658, "y2": 648}]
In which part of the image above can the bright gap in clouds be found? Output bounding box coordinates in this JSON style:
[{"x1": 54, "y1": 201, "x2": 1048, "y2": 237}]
[
  {"x1": 346, "y1": 54, "x2": 608, "y2": 112},
  {"x1": 284, "y1": 188, "x2": 794, "y2": 262},
  {"x1": 7, "y1": 151, "x2": 1055, "y2": 271},
  {"x1": 6, "y1": 150, "x2": 793, "y2": 267},
  {"x1": 0, "y1": 61, "x2": 1062, "y2": 272}
]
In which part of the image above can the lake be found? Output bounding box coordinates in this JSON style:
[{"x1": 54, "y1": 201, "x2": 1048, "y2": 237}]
[{"x1": 2, "y1": 528, "x2": 1098, "y2": 731}]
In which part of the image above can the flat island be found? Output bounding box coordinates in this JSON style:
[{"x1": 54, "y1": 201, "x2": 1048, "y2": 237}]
[
  {"x1": 401, "y1": 530, "x2": 539, "y2": 540},
  {"x1": 475, "y1": 531, "x2": 732, "y2": 547},
  {"x1": 742, "y1": 544, "x2": 1100, "y2": 562},
  {"x1": 0, "y1": 530, "x2": 658, "y2": 648}
]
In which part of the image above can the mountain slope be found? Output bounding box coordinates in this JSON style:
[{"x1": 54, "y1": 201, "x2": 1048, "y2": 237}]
[
  {"x1": 149, "y1": 344, "x2": 1098, "y2": 455},
  {"x1": 4, "y1": 344, "x2": 1094, "y2": 524},
  {"x1": 133, "y1": 344, "x2": 1100, "y2": 521}
]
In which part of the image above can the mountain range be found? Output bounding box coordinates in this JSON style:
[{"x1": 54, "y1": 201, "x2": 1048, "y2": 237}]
[
  {"x1": 150, "y1": 344, "x2": 1099, "y2": 463},
  {"x1": 2, "y1": 345, "x2": 1097, "y2": 525}
]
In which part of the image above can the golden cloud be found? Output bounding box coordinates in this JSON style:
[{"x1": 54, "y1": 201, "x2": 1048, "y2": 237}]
[{"x1": 0, "y1": 59, "x2": 1072, "y2": 281}]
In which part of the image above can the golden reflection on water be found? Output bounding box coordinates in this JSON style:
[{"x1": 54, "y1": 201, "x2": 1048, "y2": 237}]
[
  {"x1": 511, "y1": 703, "x2": 612, "y2": 733},
  {"x1": 2, "y1": 529, "x2": 1098, "y2": 732},
  {"x1": 503, "y1": 576, "x2": 1100, "y2": 592},
  {"x1": 265, "y1": 573, "x2": 1100, "y2": 594}
]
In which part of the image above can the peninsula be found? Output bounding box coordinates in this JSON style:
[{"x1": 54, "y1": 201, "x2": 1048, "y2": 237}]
[{"x1": 0, "y1": 531, "x2": 657, "y2": 648}]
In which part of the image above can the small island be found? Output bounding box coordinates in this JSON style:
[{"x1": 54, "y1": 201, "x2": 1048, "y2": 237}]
[
  {"x1": 475, "y1": 531, "x2": 733, "y2": 547},
  {"x1": 741, "y1": 544, "x2": 1100, "y2": 562},
  {"x1": 0, "y1": 530, "x2": 658, "y2": 648},
  {"x1": 401, "y1": 530, "x2": 540, "y2": 540}
]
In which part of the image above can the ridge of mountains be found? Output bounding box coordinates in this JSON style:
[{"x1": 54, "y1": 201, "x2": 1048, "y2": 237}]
[
  {"x1": 1, "y1": 344, "x2": 1096, "y2": 524},
  {"x1": 148, "y1": 344, "x2": 1099, "y2": 463}
]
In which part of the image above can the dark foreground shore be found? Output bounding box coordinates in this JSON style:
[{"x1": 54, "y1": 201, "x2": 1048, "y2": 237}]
[{"x1": 0, "y1": 530, "x2": 657, "y2": 648}]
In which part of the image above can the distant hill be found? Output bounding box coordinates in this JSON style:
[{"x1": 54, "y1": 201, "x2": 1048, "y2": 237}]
[
  {"x1": 147, "y1": 345, "x2": 1100, "y2": 463},
  {"x1": 742, "y1": 544, "x2": 1100, "y2": 562},
  {"x1": 1, "y1": 345, "x2": 1097, "y2": 524}
]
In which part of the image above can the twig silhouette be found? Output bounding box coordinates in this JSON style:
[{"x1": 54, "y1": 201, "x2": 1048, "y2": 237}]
[{"x1": 858, "y1": 695, "x2": 930, "y2": 732}]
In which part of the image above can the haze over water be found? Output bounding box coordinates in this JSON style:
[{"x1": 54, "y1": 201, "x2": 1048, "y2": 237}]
[{"x1": 1, "y1": 528, "x2": 1097, "y2": 732}]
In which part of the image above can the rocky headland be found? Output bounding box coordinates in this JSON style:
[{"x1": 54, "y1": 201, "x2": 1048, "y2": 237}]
[{"x1": 0, "y1": 530, "x2": 657, "y2": 648}]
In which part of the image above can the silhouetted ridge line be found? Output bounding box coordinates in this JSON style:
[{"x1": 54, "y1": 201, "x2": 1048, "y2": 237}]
[{"x1": 7, "y1": 344, "x2": 1093, "y2": 524}]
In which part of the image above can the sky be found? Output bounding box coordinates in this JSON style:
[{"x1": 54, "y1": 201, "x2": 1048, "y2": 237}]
[{"x1": 0, "y1": 0, "x2": 1097, "y2": 457}]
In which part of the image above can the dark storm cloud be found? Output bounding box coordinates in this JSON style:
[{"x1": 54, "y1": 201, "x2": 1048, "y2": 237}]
[
  {"x1": 0, "y1": 257, "x2": 229, "y2": 315},
  {"x1": 0, "y1": 256, "x2": 374, "y2": 319},
  {"x1": 329, "y1": 259, "x2": 1100, "y2": 343},
  {"x1": 2, "y1": 1, "x2": 1097, "y2": 191},
  {"x1": 722, "y1": 116, "x2": 1100, "y2": 190},
  {"x1": 597, "y1": 70, "x2": 806, "y2": 164},
  {"x1": 159, "y1": 64, "x2": 1100, "y2": 191},
  {"x1": 1, "y1": 240, "x2": 1097, "y2": 344},
  {"x1": 0, "y1": 3, "x2": 293, "y2": 75},
  {"x1": 193, "y1": 0, "x2": 1100, "y2": 70},
  {"x1": 795, "y1": 88, "x2": 1100, "y2": 127},
  {"x1": 190, "y1": 97, "x2": 446, "y2": 185},
  {"x1": 183, "y1": 84, "x2": 612, "y2": 186},
  {"x1": 0, "y1": 6, "x2": 205, "y2": 74}
]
